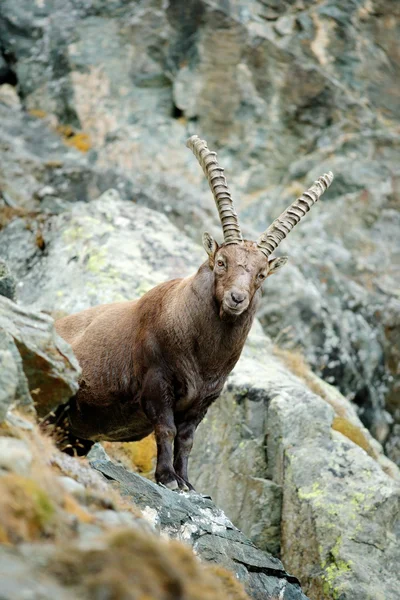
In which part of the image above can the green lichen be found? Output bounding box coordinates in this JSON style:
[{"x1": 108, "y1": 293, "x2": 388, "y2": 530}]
[
  {"x1": 350, "y1": 492, "x2": 366, "y2": 507},
  {"x1": 321, "y1": 536, "x2": 352, "y2": 599},
  {"x1": 331, "y1": 536, "x2": 342, "y2": 560},
  {"x1": 32, "y1": 485, "x2": 55, "y2": 527},
  {"x1": 325, "y1": 503, "x2": 340, "y2": 517},
  {"x1": 86, "y1": 249, "x2": 107, "y2": 273},
  {"x1": 298, "y1": 481, "x2": 324, "y2": 504},
  {"x1": 322, "y1": 560, "x2": 352, "y2": 599},
  {"x1": 349, "y1": 490, "x2": 376, "y2": 519},
  {"x1": 62, "y1": 225, "x2": 85, "y2": 243}
]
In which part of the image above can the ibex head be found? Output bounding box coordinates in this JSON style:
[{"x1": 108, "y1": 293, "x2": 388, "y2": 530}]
[{"x1": 187, "y1": 135, "x2": 333, "y2": 318}]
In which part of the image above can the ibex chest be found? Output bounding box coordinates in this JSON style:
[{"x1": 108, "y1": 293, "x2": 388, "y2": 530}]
[{"x1": 172, "y1": 351, "x2": 237, "y2": 414}]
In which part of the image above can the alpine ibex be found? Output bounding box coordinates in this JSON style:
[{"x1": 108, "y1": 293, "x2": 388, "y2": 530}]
[{"x1": 54, "y1": 136, "x2": 333, "y2": 491}]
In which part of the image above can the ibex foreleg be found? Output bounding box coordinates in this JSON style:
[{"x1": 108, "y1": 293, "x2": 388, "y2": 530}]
[{"x1": 141, "y1": 369, "x2": 188, "y2": 490}]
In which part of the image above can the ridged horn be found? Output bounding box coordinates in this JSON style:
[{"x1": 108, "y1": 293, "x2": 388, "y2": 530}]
[
  {"x1": 257, "y1": 172, "x2": 334, "y2": 257},
  {"x1": 186, "y1": 135, "x2": 243, "y2": 245}
]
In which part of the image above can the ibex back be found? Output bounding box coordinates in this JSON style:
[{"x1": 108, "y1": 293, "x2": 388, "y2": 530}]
[{"x1": 54, "y1": 136, "x2": 333, "y2": 491}]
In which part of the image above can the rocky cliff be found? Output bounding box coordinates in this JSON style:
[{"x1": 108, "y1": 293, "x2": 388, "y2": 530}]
[
  {"x1": 0, "y1": 292, "x2": 309, "y2": 600},
  {"x1": 1, "y1": 188, "x2": 399, "y2": 599},
  {"x1": 0, "y1": 1, "x2": 399, "y2": 599},
  {"x1": 0, "y1": 0, "x2": 399, "y2": 458}
]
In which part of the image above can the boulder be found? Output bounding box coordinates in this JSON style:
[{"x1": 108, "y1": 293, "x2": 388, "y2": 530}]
[
  {"x1": 0, "y1": 295, "x2": 80, "y2": 419},
  {"x1": 89, "y1": 444, "x2": 309, "y2": 600},
  {"x1": 0, "y1": 413, "x2": 256, "y2": 600},
  {"x1": 0, "y1": 405, "x2": 309, "y2": 600}
]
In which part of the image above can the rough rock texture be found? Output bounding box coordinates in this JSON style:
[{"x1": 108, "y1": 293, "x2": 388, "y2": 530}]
[
  {"x1": 0, "y1": 295, "x2": 80, "y2": 419},
  {"x1": 0, "y1": 259, "x2": 16, "y2": 301},
  {"x1": 190, "y1": 329, "x2": 400, "y2": 599},
  {"x1": 89, "y1": 444, "x2": 308, "y2": 600},
  {"x1": 0, "y1": 185, "x2": 398, "y2": 597},
  {"x1": 0, "y1": 0, "x2": 399, "y2": 460},
  {"x1": 0, "y1": 412, "x2": 261, "y2": 600},
  {"x1": 0, "y1": 189, "x2": 203, "y2": 314}
]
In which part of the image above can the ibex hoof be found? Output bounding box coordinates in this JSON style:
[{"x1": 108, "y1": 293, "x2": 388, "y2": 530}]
[{"x1": 164, "y1": 479, "x2": 179, "y2": 491}]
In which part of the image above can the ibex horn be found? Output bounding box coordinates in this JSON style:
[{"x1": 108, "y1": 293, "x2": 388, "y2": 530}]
[
  {"x1": 186, "y1": 135, "x2": 243, "y2": 245},
  {"x1": 257, "y1": 172, "x2": 334, "y2": 257}
]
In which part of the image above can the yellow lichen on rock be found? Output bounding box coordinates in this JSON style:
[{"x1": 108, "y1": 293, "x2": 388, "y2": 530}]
[
  {"x1": 274, "y1": 347, "x2": 400, "y2": 478},
  {"x1": 122, "y1": 436, "x2": 157, "y2": 474},
  {"x1": 104, "y1": 435, "x2": 157, "y2": 476},
  {"x1": 28, "y1": 108, "x2": 47, "y2": 119},
  {"x1": 332, "y1": 416, "x2": 375, "y2": 457},
  {"x1": 56, "y1": 124, "x2": 92, "y2": 153}
]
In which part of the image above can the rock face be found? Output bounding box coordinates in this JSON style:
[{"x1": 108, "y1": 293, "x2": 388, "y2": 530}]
[
  {"x1": 190, "y1": 329, "x2": 400, "y2": 599},
  {"x1": 1, "y1": 185, "x2": 398, "y2": 598},
  {"x1": 0, "y1": 189, "x2": 203, "y2": 314},
  {"x1": 0, "y1": 0, "x2": 399, "y2": 460},
  {"x1": 0, "y1": 251, "x2": 309, "y2": 600},
  {"x1": 0, "y1": 295, "x2": 80, "y2": 420},
  {"x1": 89, "y1": 445, "x2": 308, "y2": 600}
]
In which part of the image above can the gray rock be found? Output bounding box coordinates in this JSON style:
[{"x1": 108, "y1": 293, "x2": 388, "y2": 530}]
[
  {"x1": 89, "y1": 457, "x2": 308, "y2": 600},
  {"x1": 57, "y1": 475, "x2": 85, "y2": 499},
  {"x1": 0, "y1": 259, "x2": 16, "y2": 301},
  {"x1": 0, "y1": 438, "x2": 32, "y2": 476},
  {"x1": 0, "y1": 548, "x2": 72, "y2": 600},
  {"x1": 5, "y1": 410, "x2": 34, "y2": 431},
  {"x1": 91, "y1": 509, "x2": 142, "y2": 530},
  {"x1": 0, "y1": 295, "x2": 81, "y2": 419},
  {"x1": 0, "y1": 329, "x2": 32, "y2": 422},
  {"x1": 0, "y1": 0, "x2": 399, "y2": 595},
  {"x1": 0, "y1": 183, "x2": 398, "y2": 596},
  {"x1": 0, "y1": 189, "x2": 204, "y2": 313},
  {"x1": 190, "y1": 328, "x2": 400, "y2": 599}
]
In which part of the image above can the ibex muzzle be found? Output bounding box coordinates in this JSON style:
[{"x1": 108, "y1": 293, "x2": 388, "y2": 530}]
[{"x1": 52, "y1": 136, "x2": 333, "y2": 491}]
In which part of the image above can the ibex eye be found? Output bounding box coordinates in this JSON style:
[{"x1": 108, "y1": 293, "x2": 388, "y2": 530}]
[
  {"x1": 217, "y1": 260, "x2": 225, "y2": 267},
  {"x1": 258, "y1": 273, "x2": 265, "y2": 280}
]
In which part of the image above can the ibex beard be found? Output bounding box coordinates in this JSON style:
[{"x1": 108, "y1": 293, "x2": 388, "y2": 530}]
[{"x1": 50, "y1": 136, "x2": 333, "y2": 492}]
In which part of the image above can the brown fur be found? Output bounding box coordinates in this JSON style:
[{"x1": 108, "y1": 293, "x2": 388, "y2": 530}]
[{"x1": 54, "y1": 241, "x2": 286, "y2": 490}]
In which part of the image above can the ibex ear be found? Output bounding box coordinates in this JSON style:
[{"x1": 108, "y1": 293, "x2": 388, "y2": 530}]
[
  {"x1": 268, "y1": 256, "x2": 288, "y2": 276},
  {"x1": 202, "y1": 232, "x2": 219, "y2": 258}
]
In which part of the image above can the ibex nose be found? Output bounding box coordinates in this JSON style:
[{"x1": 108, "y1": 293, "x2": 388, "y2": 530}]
[{"x1": 231, "y1": 291, "x2": 246, "y2": 305}]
